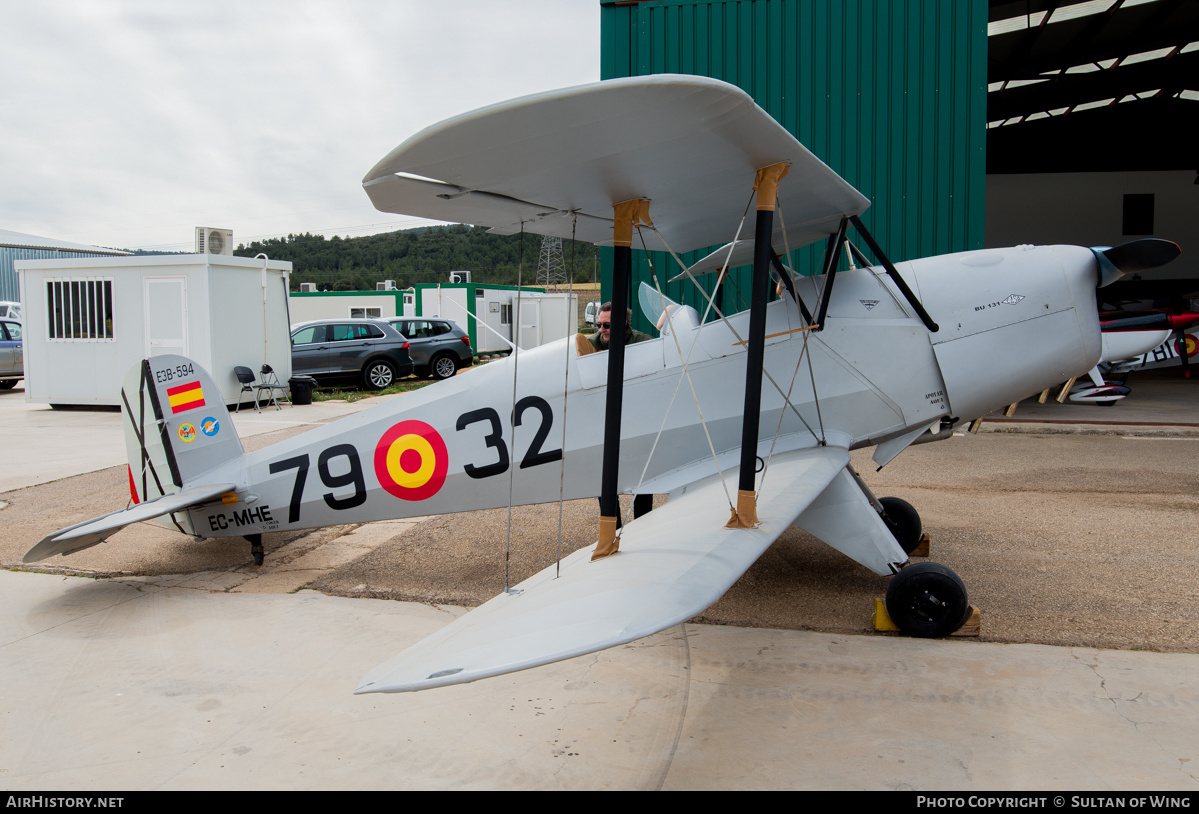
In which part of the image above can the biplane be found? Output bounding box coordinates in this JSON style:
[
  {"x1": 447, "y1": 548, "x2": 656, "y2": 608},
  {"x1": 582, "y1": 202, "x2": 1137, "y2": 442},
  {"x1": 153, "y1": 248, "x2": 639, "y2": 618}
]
[{"x1": 25, "y1": 75, "x2": 1180, "y2": 694}]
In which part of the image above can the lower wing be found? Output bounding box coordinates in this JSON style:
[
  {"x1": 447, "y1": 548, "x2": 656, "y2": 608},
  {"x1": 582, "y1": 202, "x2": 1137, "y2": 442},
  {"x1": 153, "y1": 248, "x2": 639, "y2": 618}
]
[{"x1": 356, "y1": 445, "x2": 851, "y2": 694}]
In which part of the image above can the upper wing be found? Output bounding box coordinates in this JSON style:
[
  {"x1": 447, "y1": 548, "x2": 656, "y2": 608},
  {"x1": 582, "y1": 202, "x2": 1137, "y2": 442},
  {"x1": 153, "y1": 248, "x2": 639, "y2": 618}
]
[
  {"x1": 356, "y1": 445, "x2": 850, "y2": 694},
  {"x1": 362, "y1": 74, "x2": 869, "y2": 255}
]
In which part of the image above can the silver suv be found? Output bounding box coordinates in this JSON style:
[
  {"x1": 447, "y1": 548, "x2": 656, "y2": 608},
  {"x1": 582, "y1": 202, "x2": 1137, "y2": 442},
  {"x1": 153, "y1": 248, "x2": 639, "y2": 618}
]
[
  {"x1": 388, "y1": 318, "x2": 473, "y2": 381},
  {"x1": 290, "y1": 319, "x2": 414, "y2": 390},
  {"x1": 0, "y1": 319, "x2": 22, "y2": 389}
]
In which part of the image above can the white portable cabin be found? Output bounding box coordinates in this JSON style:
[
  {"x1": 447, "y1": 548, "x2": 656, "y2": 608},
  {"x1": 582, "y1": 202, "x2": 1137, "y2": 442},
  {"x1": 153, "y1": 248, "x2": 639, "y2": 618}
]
[
  {"x1": 17, "y1": 254, "x2": 293, "y2": 406},
  {"x1": 414, "y1": 283, "x2": 547, "y2": 354},
  {"x1": 513, "y1": 292, "x2": 578, "y2": 349},
  {"x1": 288, "y1": 289, "x2": 406, "y2": 324}
]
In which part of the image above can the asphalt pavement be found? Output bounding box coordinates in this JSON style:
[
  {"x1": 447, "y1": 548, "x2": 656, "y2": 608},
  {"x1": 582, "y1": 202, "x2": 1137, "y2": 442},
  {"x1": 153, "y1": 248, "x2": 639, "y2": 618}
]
[{"x1": 1, "y1": 370, "x2": 1197, "y2": 791}]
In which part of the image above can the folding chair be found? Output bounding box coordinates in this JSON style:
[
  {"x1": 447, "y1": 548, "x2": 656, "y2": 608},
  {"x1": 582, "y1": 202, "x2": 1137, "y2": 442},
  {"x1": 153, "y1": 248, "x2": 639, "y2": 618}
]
[
  {"x1": 255, "y1": 364, "x2": 291, "y2": 411},
  {"x1": 234, "y1": 366, "x2": 258, "y2": 413}
]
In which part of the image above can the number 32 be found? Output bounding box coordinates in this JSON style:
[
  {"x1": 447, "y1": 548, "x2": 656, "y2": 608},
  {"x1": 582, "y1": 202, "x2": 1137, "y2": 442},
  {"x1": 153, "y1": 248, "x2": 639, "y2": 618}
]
[{"x1": 456, "y1": 395, "x2": 562, "y2": 479}]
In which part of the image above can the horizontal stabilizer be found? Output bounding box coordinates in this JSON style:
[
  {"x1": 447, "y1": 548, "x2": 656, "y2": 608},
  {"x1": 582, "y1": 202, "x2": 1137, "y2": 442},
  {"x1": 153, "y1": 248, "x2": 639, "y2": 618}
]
[
  {"x1": 23, "y1": 483, "x2": 235, "y2": 563},
  {"x1": 356, "y1": 446, "x2": 849, "y2": 694}
]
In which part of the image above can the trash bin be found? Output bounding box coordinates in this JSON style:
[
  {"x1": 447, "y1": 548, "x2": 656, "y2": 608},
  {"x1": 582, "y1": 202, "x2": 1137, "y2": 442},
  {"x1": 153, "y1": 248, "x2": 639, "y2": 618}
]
[{"x1": 288, "y1": 375, "x2": 317, "y2": 406}]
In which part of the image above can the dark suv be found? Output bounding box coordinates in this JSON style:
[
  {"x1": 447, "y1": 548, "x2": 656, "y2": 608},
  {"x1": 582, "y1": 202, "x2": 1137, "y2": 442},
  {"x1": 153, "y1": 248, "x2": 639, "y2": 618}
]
[
  {"x1": 388, "y1": 318, "x2": 473, "y2": 380},
  {"x1": 290, "y1": 319, "x2": 414, "y2": 390}
]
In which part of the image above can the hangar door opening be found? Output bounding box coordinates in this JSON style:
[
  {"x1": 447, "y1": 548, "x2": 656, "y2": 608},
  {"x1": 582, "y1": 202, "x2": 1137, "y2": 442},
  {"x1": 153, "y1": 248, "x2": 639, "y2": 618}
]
[{"x1": 144, "y1": 277, "x2": 188, "y2": 358}]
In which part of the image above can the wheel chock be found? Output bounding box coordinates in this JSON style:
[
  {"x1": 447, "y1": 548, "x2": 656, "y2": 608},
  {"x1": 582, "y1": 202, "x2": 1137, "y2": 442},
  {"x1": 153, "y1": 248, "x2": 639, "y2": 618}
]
[
  {"x1": 872, "y1": 598, "x2": 900, "y2": 631},
  {"x1": 910, "y1": 533, "x2": 930, "y2": 557},
  {"x1": 872, "y1": 600, "x2": 981, "y2": 637},
  {"x1": 951, "y1": 606, "x2": 981, "y2": 637}
]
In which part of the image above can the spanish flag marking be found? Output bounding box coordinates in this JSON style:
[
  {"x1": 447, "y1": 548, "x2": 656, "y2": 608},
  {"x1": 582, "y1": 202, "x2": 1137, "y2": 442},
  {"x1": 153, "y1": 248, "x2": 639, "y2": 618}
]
[{"x1": 166, "y1": 380, "x2": 205, "y2": 414}]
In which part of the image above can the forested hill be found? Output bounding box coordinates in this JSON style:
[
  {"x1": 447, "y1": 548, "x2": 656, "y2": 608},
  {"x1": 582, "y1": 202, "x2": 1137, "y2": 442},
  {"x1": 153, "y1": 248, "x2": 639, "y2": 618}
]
[{"x1": 235, "y1": 224, "x2": 599, "y2": 291}]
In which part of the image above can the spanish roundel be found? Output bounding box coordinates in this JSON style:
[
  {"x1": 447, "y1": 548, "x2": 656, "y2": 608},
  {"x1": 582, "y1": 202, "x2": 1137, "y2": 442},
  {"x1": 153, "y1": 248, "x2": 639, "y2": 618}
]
[{"x1": 374, "y1": 420, "x2": 449, "y2": 501}]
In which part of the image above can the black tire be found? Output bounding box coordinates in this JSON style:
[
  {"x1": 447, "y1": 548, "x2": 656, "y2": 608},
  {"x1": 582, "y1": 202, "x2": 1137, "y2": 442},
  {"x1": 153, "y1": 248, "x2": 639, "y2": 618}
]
[
  {"x1": 885, "y1": 562, "x2": 970, "y2": 638},
  {"x1": 363, "y1": 360, "x2": 397, "y2": 390},
  {"x1": 0, "y1": 380, "x2": 16, "y2": 390},
  {"x1": 879, "y1": 496, "x2": 922, "y2": 554},
  {"x1": 429, "y1": 353, "x2": 458, "y2": 381},
  {"x1": 1096, "y1": 399, "x2": 1118, "y2": 407}
]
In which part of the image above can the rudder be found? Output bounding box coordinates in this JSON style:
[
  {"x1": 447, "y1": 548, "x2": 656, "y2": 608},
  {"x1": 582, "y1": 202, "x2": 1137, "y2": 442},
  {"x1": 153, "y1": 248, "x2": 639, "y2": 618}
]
[{"x1": 122, "y1": 355, "x2": 244, "y2": 505}]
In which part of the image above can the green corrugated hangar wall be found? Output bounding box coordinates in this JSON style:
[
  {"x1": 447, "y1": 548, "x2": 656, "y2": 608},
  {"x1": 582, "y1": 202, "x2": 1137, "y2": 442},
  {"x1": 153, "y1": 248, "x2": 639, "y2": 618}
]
[{"x1": 598, "y1": 0, "x2": 988, "y2": 332}]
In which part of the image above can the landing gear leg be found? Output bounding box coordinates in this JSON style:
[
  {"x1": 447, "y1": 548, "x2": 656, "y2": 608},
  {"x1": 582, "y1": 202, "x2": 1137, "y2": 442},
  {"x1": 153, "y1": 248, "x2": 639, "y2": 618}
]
[{"x1": 247, "y1": 533, "x2": 264, "y2": 566}]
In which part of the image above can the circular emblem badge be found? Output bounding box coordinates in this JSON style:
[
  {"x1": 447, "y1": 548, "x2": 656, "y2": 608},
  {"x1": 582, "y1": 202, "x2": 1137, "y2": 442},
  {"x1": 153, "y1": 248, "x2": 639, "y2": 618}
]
[
  {"x1": 374, "y1": 420, "x2": 449, "y2": 501},
  {"x1": 200, "y1": 417, "x2": 220, "y2": 437},
  {"x1": 1175, "y1": 334, "x2": 1198, "y2": 359},
  {"x1": 178, "y1": 423, "x2": 196, "y2": 443}
]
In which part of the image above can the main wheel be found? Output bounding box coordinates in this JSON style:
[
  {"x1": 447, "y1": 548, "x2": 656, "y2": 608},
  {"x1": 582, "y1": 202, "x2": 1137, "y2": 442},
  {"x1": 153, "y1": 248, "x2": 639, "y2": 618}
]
[
  {"x1": 885, "y1": 562, "x2": 970, "y2": 638},
  {"x1": 363, "y1": 360, "x2": 397, "y2": 390},
  {"x1": 429, "y1": 353, "x2": 458, "y2": 381},
  {"x1": 0, "y1": 380, "x2": 16, "y2": 390},
  {"x1": 879, "y1": 497, "x2": 922, "y2": 554}
]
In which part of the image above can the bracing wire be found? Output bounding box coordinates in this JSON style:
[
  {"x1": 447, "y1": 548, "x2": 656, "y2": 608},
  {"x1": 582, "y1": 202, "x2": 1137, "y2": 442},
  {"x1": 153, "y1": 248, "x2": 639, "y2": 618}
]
[
  {"x1": 625, "y1": 220, "x2": 739, "y2": 521},
  {"x1": 650, "y1": 207, "x2": 824, "y2": 447},
  {"x1": 503, "y1": 223, "x2": 526, "y2": 593},
  {"x1": 553, "y1": 215, "x2": 579, "y2": 578}
]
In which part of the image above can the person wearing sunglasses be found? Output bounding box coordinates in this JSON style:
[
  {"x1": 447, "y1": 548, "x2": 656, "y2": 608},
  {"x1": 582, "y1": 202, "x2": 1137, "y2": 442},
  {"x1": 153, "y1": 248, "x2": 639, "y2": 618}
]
[{"x1": 587, "y1": 301, "x2": 651, "y2": 352}]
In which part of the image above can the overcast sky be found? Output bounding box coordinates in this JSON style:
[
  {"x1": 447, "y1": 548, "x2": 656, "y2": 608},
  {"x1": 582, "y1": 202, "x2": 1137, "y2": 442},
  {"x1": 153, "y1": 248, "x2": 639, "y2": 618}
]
[{"x1": 0, "y1": 0, "x2": 600, "y2": 251}]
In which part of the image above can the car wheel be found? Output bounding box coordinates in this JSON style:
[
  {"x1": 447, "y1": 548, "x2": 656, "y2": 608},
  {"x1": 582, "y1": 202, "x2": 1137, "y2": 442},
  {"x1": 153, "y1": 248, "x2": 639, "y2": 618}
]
[
  {"x1": 430, "y1": 353, "x2": 458, "y2": 381},
  {"x1": 363, "y1": 360, "x2": 396, "y2": 390}
]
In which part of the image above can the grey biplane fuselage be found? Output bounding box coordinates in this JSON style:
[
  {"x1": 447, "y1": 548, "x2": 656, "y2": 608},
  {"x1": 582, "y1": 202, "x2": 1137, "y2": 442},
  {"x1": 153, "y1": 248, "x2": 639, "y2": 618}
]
[{"x1": 186, "y1": 243, "x2": 1099, "y2": 546}]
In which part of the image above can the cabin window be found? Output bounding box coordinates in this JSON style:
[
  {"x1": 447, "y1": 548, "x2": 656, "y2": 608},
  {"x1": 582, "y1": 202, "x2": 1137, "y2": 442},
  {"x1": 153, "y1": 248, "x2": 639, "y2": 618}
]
[
  {"x1": 46, "y1": 278, "x2": 114, "y2": 341},
  {"x1": 500, "y1": 304, "x2": 512, "y2": 325},
  {"x1": 350, "y1": 307, "x2": 382, "y2": 319}
]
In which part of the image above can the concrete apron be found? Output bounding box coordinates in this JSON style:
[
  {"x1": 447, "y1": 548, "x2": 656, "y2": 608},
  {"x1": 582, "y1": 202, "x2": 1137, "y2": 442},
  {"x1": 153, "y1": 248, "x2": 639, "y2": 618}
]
[{"x1": 2, "y1": 570, "x2": 1194, "y2": 791}]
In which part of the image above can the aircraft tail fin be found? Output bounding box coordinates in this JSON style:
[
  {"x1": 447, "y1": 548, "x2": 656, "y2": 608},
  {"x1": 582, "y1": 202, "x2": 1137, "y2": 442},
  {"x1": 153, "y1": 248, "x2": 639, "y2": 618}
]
[
  {"x1": 23, "y1": 356, "x2": 244, "y2": 563},
  {"x1": 122, "y1": 354, "x2": 245, "y2": 504}
]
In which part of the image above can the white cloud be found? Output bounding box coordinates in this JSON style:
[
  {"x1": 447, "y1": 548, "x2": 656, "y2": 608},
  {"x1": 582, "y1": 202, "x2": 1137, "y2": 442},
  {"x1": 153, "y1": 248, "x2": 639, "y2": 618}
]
[{"x1": 0, "y1": 0, "x2": 600, "y2": 250}]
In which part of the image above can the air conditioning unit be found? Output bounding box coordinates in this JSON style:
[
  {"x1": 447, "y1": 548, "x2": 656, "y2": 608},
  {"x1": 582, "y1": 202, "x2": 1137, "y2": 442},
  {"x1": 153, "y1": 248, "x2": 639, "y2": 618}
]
[
  {"x1": 449, "y1": 270, "x2": 471, "y2": 284},
  {"x1": 299, "y1": 282, "x2": 317, "y2": 292},
  {"x1": 196, "y1": 227, "x2": 233, "y2": 256},
  {"x1": 377, "y1": 280, "x2": 397, "y2": 291}
]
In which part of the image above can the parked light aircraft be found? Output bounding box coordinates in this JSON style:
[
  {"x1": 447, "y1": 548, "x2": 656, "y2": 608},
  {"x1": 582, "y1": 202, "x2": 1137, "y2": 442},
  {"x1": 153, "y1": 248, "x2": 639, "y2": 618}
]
[
  {"x1": 25, "y1": 76, "x2": 1181, "y2": 694},
  {"x1": 1063, "y1": 310, "x2": 1198, "y2": 404}
]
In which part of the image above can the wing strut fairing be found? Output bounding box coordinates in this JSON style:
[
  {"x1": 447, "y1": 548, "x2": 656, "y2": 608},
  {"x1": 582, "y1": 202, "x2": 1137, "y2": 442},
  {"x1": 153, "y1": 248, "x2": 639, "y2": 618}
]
[
  {"x1": 356, "y1": 446, "x2": 853, "y2": 694},
  {"x1": 728, "y1": 162, "x2": 791, "y2": 528},
  {"x1": 593, "y1": 199, "x2": 654, "y2": 559}
]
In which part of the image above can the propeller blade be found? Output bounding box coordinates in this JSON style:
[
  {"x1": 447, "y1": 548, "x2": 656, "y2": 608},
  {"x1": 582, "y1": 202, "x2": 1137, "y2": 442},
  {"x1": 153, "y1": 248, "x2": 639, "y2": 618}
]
[
  {"x1": 1092, "y1": 239, "x2": 1181, "y2": 288},
  {"x1": 1102, "y1": 239, "x2": 1181, "y2": 273}
]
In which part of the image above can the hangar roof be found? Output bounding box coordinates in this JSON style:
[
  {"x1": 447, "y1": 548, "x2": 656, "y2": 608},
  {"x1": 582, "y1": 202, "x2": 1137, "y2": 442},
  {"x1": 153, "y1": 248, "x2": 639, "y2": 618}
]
[
  {"x1": 987, "y1": 0, "x2": 1199, "y2": 172},
  {"x1": 0, "y1": 228, "x2": 127, "y2": 255}
]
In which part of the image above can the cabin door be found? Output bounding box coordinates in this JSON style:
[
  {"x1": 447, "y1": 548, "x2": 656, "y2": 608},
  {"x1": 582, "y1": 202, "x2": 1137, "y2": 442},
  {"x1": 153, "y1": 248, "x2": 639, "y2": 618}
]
[{"x1": 144, "y1": 277, "x2": 189, "y2": 358}]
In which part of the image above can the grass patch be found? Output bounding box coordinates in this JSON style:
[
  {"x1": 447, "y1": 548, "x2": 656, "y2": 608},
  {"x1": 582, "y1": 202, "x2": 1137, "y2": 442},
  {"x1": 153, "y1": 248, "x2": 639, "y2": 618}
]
[{"x1": 311, "y1": 377, "x2": 436, "y2": 403}]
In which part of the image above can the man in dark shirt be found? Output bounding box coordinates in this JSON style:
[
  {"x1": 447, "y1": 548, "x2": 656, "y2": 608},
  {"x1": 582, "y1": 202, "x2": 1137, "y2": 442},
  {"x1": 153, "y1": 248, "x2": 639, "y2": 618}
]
[{"x1": 588, "y1": 302, "x2": 651, "y2": 352}]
